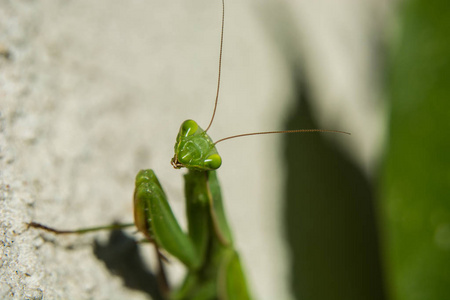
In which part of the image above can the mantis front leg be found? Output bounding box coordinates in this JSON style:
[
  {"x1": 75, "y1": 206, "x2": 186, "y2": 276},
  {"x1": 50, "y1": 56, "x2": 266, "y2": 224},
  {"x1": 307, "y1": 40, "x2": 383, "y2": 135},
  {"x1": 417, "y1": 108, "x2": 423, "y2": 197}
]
[
  {"x1": 134, "y1": 169, "x2": 201, "y2": 269},
  {"x1": 133, "y1": 169, "x2": 251, "y2": 300}
]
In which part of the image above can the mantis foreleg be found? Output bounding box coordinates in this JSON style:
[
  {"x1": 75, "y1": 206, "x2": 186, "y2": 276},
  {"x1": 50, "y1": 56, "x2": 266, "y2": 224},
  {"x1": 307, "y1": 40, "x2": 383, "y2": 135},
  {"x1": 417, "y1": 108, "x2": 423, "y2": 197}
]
[
  {"x1": 134, "y1": 169, "x2": 251, "y2": 300},
  {"x1": 134, "y1": 169, "x2": 201, "y2": 270}
]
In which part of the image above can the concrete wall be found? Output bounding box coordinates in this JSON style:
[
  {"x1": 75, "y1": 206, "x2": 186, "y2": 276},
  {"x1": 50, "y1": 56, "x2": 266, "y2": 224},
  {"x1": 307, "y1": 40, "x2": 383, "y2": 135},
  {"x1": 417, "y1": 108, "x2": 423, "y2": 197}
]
[{"x1": 0, "y1": 0, "x2": 387, "y2": 299}]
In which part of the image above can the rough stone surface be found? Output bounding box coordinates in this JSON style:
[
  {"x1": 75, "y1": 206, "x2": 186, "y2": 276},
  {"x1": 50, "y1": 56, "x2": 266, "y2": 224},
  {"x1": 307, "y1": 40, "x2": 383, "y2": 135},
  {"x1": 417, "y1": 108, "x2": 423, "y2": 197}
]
[{"x1": 0, "y1": 0, "x2": 386, "y2": 299}]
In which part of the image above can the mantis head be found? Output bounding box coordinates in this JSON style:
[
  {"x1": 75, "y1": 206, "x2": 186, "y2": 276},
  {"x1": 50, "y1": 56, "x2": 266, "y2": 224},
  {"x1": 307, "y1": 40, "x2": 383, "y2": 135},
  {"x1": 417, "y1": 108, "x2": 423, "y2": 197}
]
[
  {"x1": 171, "y1": 119, "x2": 222, "y2": 171},
  {"x1": 170, "y1": 0, "x2": 349, "y2": 171}
]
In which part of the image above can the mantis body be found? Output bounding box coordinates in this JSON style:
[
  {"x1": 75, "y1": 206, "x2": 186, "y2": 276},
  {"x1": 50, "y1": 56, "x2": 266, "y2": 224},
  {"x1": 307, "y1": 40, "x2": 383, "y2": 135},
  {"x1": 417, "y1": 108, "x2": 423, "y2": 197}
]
[
  {"x1": 29, "y1": 0, "x2": 349, "y2": 299},
  {"x1": 133, "y1": 119, "x2": 252, "y2": 299}
]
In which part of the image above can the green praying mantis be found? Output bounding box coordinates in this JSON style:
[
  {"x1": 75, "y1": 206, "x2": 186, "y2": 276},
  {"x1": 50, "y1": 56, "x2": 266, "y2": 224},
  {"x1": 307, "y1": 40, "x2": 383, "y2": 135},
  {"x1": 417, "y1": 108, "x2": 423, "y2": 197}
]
[{"x1": 28, "y1": 0, "x2": 350, "y2": 299}]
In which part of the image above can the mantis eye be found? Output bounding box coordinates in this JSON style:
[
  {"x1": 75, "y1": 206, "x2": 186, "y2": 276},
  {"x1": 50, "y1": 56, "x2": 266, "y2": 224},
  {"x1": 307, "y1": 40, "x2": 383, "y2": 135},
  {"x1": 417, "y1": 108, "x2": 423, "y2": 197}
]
[
  {"x1": 180, "y1": 120, "x2": 198, "y2": 137},
  {"x1": 204, "y1": 154, "x2": 222, "y2": 170}
]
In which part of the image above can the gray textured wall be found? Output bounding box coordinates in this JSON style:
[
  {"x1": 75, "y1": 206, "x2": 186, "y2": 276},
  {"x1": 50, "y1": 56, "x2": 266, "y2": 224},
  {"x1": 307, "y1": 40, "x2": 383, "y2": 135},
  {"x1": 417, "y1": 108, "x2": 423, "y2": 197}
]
[{"x1": 0, "y1": 0, "x2": 387, "y2": 299}]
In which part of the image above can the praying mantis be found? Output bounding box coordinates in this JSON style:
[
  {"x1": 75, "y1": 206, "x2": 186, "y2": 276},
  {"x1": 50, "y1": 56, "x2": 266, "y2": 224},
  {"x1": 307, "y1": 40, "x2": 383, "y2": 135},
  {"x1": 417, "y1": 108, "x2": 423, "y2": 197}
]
[{"x1": 28, "y1": 0, "x2": 350, "y2": 299}]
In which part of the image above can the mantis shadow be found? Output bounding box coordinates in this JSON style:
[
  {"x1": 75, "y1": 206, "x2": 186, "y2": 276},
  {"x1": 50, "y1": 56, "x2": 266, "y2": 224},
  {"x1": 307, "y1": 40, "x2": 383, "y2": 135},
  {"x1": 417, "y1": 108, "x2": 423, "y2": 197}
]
[{"x1": 93, "y1": 230, "x2": 165, "y2": 300}]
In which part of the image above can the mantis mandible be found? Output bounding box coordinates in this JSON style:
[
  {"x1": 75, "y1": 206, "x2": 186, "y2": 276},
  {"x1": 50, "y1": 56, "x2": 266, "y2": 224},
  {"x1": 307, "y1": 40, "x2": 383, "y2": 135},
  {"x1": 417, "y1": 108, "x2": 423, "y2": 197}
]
[{"x1": 29, "y1": 1, "x2": 350, "y2": 299}]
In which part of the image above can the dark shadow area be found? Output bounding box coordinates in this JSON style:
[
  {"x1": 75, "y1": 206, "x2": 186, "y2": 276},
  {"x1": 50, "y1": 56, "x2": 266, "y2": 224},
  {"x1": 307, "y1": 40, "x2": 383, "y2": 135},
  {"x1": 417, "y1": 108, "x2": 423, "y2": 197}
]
[
  {"x1": 93, "y1": 230, "x2": 165, "y2": 300},
  {"x1": 283, "y1": 75, "x2": 386, "y2": 300}
]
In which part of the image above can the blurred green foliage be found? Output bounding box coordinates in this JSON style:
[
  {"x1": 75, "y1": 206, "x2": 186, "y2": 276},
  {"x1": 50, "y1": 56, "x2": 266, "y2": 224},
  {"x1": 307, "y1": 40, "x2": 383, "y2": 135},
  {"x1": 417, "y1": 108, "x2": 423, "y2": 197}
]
[
  {"x1": 381, "y1": 0, "x2": 450, "y2": 299},
  {"x1": 283, "y1": 0, "x2": 450, "y2": 299}
]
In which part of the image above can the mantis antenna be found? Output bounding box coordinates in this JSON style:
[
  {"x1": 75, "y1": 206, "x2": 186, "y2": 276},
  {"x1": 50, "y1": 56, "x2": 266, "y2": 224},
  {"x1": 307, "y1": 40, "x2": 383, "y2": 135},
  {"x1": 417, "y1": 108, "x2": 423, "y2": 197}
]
[
  {"x1": 215, "y1": 129, "x2": 350, "y2": 145},
  {"x1": 205, "y1": 0, "x2": 350, "y2": 141},
  {"x1": 205, "y1": 0, "x2": 224, "y2": 133}
]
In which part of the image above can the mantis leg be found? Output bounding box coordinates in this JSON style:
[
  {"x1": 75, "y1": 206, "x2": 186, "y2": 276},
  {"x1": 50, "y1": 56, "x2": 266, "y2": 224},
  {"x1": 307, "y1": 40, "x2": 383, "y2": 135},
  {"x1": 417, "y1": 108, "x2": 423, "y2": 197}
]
[
  {"x1": 134, "y1": 169, "x2": 201, "y2": 270},
  {"x1": 175, "y1": 250, "x2": 252, "y2": 300},
  {"x1": 219, "y1": 251, "x2": 252, "y2": 300},
  {"x1": 184, "y1": 170, "x2": 252, "y2": 300},
  {"x1": 27, "y1": 222, "x2": 135, "y2": 234}
]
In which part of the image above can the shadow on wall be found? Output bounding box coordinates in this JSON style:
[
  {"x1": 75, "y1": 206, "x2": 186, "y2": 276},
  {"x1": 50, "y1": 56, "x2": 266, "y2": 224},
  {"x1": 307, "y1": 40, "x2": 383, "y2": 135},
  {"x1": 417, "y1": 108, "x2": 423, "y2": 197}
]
[
  {"x1": 283, "y1": 76, "x2": 386, "y2": 300},
  {"x1": 93, "y1": 230, "x2": 165, "y2": 300}
]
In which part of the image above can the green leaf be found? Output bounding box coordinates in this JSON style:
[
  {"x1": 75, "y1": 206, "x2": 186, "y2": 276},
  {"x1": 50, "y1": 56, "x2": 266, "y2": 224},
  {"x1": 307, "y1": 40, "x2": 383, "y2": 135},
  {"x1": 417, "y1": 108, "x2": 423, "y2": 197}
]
[{"x1": 380, "y1": 0, "x2": 450, "y2": 299}]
